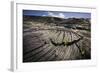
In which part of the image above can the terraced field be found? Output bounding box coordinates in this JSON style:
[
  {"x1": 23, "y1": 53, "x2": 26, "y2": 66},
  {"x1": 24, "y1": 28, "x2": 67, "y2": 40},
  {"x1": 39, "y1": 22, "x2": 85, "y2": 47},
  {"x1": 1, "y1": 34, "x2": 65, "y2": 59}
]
[{"x1": 23, "y1": 16, "x2": 91, "y2": 62}]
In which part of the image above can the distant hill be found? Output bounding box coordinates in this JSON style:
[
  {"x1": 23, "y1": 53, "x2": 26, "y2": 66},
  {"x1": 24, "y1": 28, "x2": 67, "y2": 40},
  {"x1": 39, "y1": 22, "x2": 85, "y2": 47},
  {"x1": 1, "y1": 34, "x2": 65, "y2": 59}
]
[{"x1": 23, "y1": 15, "x2": 90, "y2": 25}]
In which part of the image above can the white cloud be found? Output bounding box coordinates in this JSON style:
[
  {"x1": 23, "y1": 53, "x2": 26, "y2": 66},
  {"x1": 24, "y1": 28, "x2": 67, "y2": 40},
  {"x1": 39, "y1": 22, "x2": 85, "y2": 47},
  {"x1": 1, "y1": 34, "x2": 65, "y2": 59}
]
[
  {"x1": 48, "y1": 12, "x2": 65, "y2": 18},
  {"x1": 59, "y1": 13, "x2": 65, "y2": 18},
  {"x1": 48, "y1": 12, "x2": 56, "y2": 17},
  {"x1": 42, "y1": 14, "x2": 46, "y2": 16}
]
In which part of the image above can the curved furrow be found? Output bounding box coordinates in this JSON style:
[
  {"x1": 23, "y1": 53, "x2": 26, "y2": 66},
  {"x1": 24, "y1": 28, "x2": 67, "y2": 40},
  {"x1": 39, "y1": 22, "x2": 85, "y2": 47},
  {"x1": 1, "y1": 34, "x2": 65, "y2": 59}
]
[
  {"x1": 63, "y1": 31, "x2": 73, "y2": 60},
  {"x1": 71, "y1": 32, "x2": 80, "y2": 41},
  {"x1": 75, "y1": 43, "x2": 85, "y2": 58},
  {"x1": 62, "y1": 31, "x2": 65, "y2": 43},
  {"x1": 23, "y1": 43, "x2": 49, "y2": 62},
  {"x1": 63, "y1": 31, "x2": 69, "y2": 44},
  {"x1": 51, "y1": 30, "x2": 61, "y2": 44},
  {"x1": 56, "y1": 31, "x2": 64, "y2": 44},
  {"x1": 24, "y1": 44, "x2": 54, "y2": 62},
  {"x1": 32, "y1": 44, "x2": 55, "y2": 62},
  {"x1": 45, "y1": 51, "x2": 56, "y2": 61},
  {"x1": 75, "y1": 37, "x2": 90, "y2": 59},
  {"x1": 58, "y1": 46, "x2": 67, "y2": 60},
  {"x1": 66, "y1": 32, "x2": 71, "y2": 42},
  {"x1": 23, "y1": 41, "x2": 46, "y2": 55},
  {"x1": 71, "y1": 30, "x2": 83, "y2": 37},
  {"x1": 23, "y1": 32, "x2": 47, "y2": 53},
  {"x1": 23, "y1": 31, "x2": 43, "y2": 37},
  {"x1": 23, "y1": 43, "x2": 50, "y2": 59},
  {"x1": 70, "y1": 44, "x2": 81, "y2": 59},
  {"x1": 54, "y1": 30, "x2": 62, "y2": 44},
  {"x1": 63, "y1": 46, "x2": 72, "y2": 60},
  {"x1": 54, "y1": 46, "x2": 62, "y2": 60},
  {"x1": 82, "y1": 38, "x2": 91, "y2": 50},
  {"x1": 37, "y1": 46, "x2": 58, "y2": 61},
  {"x1": 23, "y1": 43, "x2": 45, "y2": 55}
]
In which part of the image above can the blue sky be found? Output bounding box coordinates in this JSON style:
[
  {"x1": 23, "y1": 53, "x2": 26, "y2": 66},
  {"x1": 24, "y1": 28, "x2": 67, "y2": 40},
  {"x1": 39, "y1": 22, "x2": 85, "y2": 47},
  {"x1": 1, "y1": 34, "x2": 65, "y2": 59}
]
[{"x1": 23, "y1": 10, "x2": 91, "y2": 19}]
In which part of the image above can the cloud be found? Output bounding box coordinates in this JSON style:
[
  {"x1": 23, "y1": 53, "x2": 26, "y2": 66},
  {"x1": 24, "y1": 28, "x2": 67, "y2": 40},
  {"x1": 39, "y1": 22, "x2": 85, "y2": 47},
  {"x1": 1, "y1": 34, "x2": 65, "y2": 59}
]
[
  {"x1": 42, "y1": 14, "x2": 46, "y2": 16},
  {"x1": 59, "y1": 13, "x2": 65, "y2": 18},
  {"x1": 48, "y1": 12, "x2": 65, "y2": 18},
  {"x1": 48, "y1": 12, "x2": 56, "y2": 17}
]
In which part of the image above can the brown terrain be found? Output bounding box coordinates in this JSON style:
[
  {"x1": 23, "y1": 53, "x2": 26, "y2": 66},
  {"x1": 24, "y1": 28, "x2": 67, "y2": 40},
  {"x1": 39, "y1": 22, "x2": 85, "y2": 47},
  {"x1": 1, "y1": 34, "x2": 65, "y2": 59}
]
[{"x1": 23, "y1": 16, "x2": 91, "y2": 62}]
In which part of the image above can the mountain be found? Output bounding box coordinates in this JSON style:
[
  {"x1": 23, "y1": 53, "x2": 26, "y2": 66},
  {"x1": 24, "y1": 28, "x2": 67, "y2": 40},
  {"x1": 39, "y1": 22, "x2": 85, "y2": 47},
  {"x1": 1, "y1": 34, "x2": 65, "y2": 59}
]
[{"x1": 23, "y1": 15, "x2": 90, "y2": 24}]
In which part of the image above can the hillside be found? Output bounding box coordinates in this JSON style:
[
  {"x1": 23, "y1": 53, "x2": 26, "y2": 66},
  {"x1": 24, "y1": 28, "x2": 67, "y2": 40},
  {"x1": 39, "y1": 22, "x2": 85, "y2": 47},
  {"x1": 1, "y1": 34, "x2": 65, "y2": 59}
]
[{"x1": 23, "y1": 16, "x2": 91, "y2": 62}]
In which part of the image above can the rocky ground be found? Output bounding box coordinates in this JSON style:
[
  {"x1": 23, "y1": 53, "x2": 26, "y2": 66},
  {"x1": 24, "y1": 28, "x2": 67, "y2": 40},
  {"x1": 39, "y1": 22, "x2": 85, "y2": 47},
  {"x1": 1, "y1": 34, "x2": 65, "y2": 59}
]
[{"x1": 23, "y1": 16, "x2": 91, "y2": 62}]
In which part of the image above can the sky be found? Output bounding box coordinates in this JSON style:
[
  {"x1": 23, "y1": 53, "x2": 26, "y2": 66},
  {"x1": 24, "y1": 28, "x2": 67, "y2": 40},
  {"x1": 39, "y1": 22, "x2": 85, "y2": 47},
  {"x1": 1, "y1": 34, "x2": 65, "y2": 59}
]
[{"x1": 23, "y1": 10, "x2": 91, "y2": 19}]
